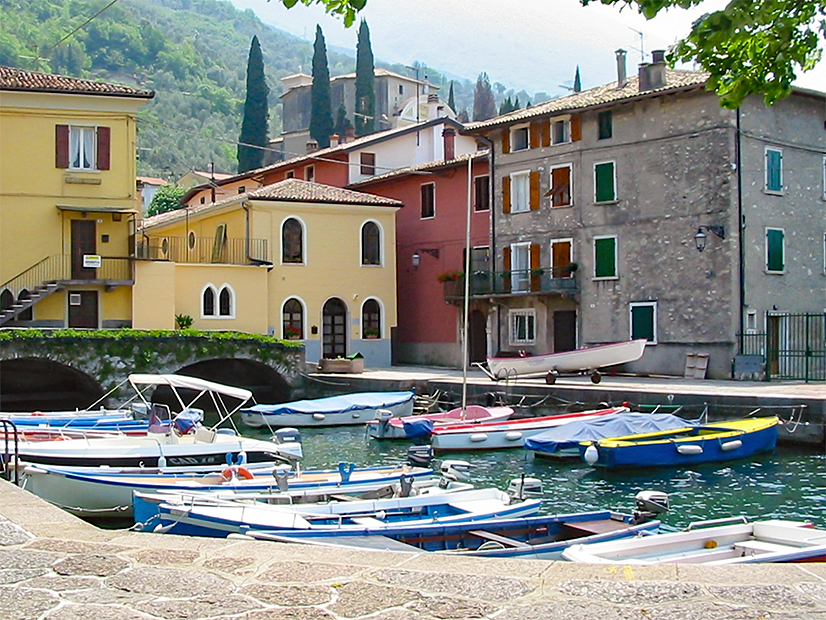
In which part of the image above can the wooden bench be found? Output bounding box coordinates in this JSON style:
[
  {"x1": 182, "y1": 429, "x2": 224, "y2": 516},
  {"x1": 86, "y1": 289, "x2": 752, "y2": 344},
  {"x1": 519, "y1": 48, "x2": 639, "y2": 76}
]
[{"x1": 561, "y1": 519, "x2": 628, "y2": 537}]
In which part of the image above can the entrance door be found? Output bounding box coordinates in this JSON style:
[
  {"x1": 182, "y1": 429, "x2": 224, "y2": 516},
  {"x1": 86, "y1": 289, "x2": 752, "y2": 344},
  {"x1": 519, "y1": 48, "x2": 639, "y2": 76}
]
[
  {"x1": 71, "y1": 220, "x2": 96, "y2": 279},
  {"x1": 553, "y1": 310, "x2": 577, "y2": 352},
  {"x1": 322, "y1": 298, "x2": 347, "y2": 359},
  {"x1": 468, "y1": 310, "x2": 487, "y2": 363},
  {"x1": 68, "y1": 291, "x2": 98, "y2": 328},
  {"x1": 552, "y1": 240, "x2": 572, "y2": 278}
]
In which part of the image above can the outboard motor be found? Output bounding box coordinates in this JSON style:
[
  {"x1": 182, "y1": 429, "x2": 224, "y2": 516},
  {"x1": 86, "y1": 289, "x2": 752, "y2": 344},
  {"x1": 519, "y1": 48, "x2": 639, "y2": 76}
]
[
  {"x1": 633, "y1": 490, "x2": 670, "y2": 523},
  {"x1": 406, "y1": 444, "x2": 435, "y2": 468},
  {"x1": 373, "y1": 409, "x2": 393, "y2": 439},
  {"x1": 271, "y1": 427, "x2": 303, "y2": 463},
  {"x1": 273, "y1": 464, "x2": 292, "y2": 492},
  {"x1": 507, "y1": 474, "x2": 544, "y2": 500},
  {"x1": 440, "y1": 459, "x2": 472, "y2": 482}
]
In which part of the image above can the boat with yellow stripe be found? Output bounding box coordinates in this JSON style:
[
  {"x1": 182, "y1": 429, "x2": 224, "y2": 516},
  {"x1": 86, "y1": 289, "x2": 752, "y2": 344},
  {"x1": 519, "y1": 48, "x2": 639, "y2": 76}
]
[{"x1": 580, "y1": 417, "x2": 778, "y2": 468}]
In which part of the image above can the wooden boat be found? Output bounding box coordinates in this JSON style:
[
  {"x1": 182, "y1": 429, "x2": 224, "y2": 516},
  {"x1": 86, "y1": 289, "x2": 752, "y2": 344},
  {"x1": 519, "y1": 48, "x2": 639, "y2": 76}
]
[
  {"x1": 366, "y1": 405, "x2": 515, "y2": 440},
  {"x1": 524, "y1": 413, "x2": 694, "y2": 459},
  {"x1": 133, "y1": 487, "x2": 542, "y2": 537},
  {"x1": 429, "y1": 406, "x2": 628, "y2": 452},
  {"x1": 485, "y1": 339, "x2": 647, "y2": 384},
  {"x1": 22, "y1": 461, "x2": 437, "y2": 519},
  {"x1": 562, "y1": 517, "x2": 826, "y2": 564},
  {"x1": 580, "y1": 417, "x2": 778, "y2": 468},
  {"x1": 240, "y1": 391, "x2": 416, "y2": 428}
]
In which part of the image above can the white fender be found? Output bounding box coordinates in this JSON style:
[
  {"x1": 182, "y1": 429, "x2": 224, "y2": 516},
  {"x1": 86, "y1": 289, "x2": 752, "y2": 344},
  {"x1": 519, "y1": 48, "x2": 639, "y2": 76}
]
[
  {"x1": 312, "y1": 413, "x2": 326, "y2": 421},
  {"x1": 583, "y1": 444, "x2": 599, "y2": 465},
  {"x1": 721, "y1": 439, "x2": 743, "y2": 451},
  {"x1": 677, "y1": 444, "x2": 703, "y2": 455},
  {"x1": 505, "y1": 431, "x2": 523, "y2": 441},
  {"x1": 469, "y1": 433, "x2": 488, "y2": 443}
]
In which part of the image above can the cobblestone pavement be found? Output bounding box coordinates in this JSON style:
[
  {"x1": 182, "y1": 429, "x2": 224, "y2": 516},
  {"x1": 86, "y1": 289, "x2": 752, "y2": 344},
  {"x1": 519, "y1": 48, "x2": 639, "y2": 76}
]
[{"x1": 2, "y1": 480, "x2": 826, "y2": 619}]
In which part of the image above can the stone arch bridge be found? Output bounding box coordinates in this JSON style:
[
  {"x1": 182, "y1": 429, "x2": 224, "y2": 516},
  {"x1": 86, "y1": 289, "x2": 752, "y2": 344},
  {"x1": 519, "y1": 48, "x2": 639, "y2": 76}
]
[{"x1": 0, "y1": 334, "x2": 305, "y2": 412}]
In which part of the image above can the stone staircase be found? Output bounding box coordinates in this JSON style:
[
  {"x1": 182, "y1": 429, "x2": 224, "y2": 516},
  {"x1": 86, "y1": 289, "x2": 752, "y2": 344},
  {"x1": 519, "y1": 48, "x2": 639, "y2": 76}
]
[{"x1": 0, "y1": 281, "x2": 63, "y2": 326}]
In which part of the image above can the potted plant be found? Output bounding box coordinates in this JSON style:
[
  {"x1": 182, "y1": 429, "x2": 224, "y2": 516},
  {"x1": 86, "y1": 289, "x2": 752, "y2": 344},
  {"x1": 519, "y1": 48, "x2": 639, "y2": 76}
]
[
  {"x1": 284, "y1": 325, "x2": 302, "y2": 340},
  {"x1": 363, "y1": 327, "x2": 380, "y2": 339},
  {"x1": 563, "y1": 262, "x2": 579, "y2": 276},
  {"x1": 175, "y1": 314, "x2": 193, "y2": 329},
  {"x1": 437, "y1": 270, "x2": 464, "y2": 283}
]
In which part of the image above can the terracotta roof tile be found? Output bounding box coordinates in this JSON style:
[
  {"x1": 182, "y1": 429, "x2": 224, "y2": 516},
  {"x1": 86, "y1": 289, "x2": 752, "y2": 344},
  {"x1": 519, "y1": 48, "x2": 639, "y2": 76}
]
[
  {"x1": 348, "y1": 150, "x2": 489, "y2": 187},
  {"x1": 141, "y1": 179, "x2": 400, "y2": 230},
  {"x1": 0, "y1": 65, "x2": 154, "y2": 98},
  {"x1": 465, "y1": 70, "x2": 709, "y2": 131}
]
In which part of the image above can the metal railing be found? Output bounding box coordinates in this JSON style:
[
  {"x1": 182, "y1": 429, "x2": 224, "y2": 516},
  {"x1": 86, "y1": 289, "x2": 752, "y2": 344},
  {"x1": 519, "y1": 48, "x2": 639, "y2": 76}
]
[
  {"x1": 135, "y1": 236, "x2": 268, "y2": 265},
  {"x1": 737, "y1": 312, "x2": 826, "y2": 382},
  {"x1": 1, "y1": 254, "x2": 132, "y2": 292},
  {"x1": 443, "y1": 267, "x2": 577, "y2": 300}
]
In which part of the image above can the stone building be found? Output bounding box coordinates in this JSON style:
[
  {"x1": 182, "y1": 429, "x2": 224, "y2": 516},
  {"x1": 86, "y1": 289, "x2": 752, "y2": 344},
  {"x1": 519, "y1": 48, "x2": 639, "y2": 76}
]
[{"x1": 465, "y1": 51, "x2": 826, "y2": 379}]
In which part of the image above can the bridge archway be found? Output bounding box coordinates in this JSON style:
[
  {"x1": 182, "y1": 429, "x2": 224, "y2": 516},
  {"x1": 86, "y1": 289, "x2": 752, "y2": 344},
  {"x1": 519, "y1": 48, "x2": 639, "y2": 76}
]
[{"x1": 0, "y1": 358, "x2": 103, "y2": 412}]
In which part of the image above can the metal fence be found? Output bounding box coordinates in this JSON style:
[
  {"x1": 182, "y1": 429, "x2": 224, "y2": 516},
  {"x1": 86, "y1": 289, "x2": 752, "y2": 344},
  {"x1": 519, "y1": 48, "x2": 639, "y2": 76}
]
[
  {"x1": 738, "y1": 312, "x2": 826, "y2": 382},
  {"x1": 135, "y1": 236, "x2": 268, "y2": 265}
]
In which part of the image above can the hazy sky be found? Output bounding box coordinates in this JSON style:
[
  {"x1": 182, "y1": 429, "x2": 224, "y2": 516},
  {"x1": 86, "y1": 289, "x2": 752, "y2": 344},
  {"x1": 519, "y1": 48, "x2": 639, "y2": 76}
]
[{"x1": 228, "y1": 0, "x2": 825, "y2": 99}]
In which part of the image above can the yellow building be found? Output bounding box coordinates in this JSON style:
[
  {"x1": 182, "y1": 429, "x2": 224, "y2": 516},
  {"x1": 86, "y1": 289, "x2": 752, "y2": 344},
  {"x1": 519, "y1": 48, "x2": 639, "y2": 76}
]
[
  {"x1": 137, "y1": 179, "x2": 400, "y2": 366},
  {"x1": 0, "y1": 65, "x2": 154, "y2": 328}
]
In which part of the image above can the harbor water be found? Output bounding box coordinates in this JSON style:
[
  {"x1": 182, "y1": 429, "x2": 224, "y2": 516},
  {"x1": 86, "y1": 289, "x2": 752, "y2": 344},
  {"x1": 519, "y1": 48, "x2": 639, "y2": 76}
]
[{"x1": 245, "y1": 423, "x2": 826, "y2": 532}]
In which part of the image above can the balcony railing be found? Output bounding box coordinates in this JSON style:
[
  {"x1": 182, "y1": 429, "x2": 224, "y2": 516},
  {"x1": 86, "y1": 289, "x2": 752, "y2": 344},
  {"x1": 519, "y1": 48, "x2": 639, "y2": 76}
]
[
  {"x1": 135, "y1": 236, "x2": 268, "y2": 265},
  {"x1": 443, "y1": 267, "x2": 577, "y2": 301},
  {"x1": 1, "y1": 254, "x2": 132, "y2": 292}
]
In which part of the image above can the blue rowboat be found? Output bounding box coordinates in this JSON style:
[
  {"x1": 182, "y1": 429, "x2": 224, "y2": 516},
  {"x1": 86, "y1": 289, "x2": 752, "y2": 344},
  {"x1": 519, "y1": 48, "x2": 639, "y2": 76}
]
[
  {"x1": 580, "y1": 417, "x2": 779, "y2": 468},
  {"x1": 240, "y1": 391, "x2": 416, "y2": 428}
]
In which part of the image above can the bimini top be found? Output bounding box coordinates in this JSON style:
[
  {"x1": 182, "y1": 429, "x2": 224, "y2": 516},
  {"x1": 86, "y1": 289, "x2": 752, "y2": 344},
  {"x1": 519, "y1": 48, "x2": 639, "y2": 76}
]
[
  {"x1": 244, "y1": 391, "x2": 415, "y2": 416},
  {"x1": 128, "y1": 374, "x2": 252, "y2": 402}
]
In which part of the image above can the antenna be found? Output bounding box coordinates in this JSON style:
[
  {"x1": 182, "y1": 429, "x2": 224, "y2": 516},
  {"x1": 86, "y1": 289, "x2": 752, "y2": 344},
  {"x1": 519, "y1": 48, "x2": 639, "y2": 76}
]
[{"x1": 628, "y1": 27, "x2": 645, "y2": 63}]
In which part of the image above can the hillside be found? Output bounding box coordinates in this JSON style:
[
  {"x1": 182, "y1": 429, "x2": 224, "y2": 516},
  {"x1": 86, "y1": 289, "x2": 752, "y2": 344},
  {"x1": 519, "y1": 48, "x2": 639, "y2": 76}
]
[{"x1": 0, "y1": 0, "x2": 535, "y2": 179}]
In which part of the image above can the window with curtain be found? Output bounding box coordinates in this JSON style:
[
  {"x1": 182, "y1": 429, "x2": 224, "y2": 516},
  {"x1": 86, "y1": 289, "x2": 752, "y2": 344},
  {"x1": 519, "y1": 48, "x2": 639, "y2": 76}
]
[
  {"x1": 509, "y1": 309, "x2": 536, "y2": 344},
  {"x1": 282, "y1": 298, "x2": 304, "y2": 339},
  {"x1": 361, "y1": 221, "x2": 381, "y2": 265},
  {"x1": 361, "y1": 299, "x2": 381, "y2": 338},
  {"x1": 70, "y1": 126, "x2": 96, "y2": 170},
  {"x1": 511, "y1": 171, "x2": 530, "y2": 213},
  {"x1": 282, "y1": 218, "x2": 303, "y2": 263}
]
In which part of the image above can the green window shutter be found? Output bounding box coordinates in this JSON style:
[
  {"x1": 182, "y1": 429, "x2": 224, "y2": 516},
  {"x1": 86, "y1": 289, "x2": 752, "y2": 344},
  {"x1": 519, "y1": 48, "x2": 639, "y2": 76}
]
[
  {"x1": 595, "y1": 162, "x2": 615, "y2": 202},
  {"x1": 594, "y1": 237, "x2": 616, "y2": 278},
  {"x1": 631, "y1": 305, "x2": 655, "y2": 341},
  {"x1": 766, "y1": 149, "x2": 782, "y2": 191},
  {"x1": 767, "y1": 229, "x2": 784, "y2": 271}
]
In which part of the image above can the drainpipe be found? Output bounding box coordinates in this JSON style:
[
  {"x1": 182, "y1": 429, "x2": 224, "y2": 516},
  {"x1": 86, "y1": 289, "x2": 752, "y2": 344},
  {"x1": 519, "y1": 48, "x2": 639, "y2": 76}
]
[
  {"x1": 241, "y1": 200, "x2": 271, "y2": 266},
  {"x1": 475, "y1": 133, "x2": 497, "y2": 355},
  {"x1": 736, "y1": 108, "x2": 744, "y2": 350}
]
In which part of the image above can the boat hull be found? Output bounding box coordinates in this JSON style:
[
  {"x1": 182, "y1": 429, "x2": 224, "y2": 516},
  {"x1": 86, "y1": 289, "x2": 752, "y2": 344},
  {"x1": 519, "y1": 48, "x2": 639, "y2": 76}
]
[
  {"x1": 580, "y1": 417, "x2": 778, "y2": 468},
  {"x1": 367, "y1": 405, "x2": 515, "y2": 440},
  {"x1": 487, "y1": 339, "x2": 647, "y2": 380}
]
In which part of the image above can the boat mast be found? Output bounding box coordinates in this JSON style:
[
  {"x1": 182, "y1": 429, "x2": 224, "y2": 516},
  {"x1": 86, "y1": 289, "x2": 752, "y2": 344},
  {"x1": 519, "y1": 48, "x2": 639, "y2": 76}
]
[{"x1": 461, "y1": 155, "x2": 472, "y2": 414}]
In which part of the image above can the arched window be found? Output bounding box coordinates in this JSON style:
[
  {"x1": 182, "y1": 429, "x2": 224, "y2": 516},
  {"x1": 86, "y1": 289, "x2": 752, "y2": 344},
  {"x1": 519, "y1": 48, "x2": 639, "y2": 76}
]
[
  {"x1": 202, "y1": 285, "x2": 216, "y2": 317},
  {"x1": 17, "y1": 289, "x2": 32, "y2": 321},
  {"x1": 219, "y1": 286, "x2": 232, "y2": 316},
  {"x1": 282, "y1": 218, "x2": 304, "y2": 264},
  {"x1": 362, "y1": 299, "x2": 381, "y2": 339},
  {"x1": 0, "y1": 289, "x2": 13, "y2": 312},
  {"x1": 282, "y1": 298, "x2": 304, "y2": 339},
  {"x1": 361, "y1": 221, "x2": 380, "y2": 266}
]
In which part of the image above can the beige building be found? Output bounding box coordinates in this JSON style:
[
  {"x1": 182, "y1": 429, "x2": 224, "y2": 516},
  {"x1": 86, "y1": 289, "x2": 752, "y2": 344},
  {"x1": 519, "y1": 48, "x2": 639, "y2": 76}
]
[
  {"x1": 137, "y1": 179, "x2": 400, "y2": 366},
  {"x1": 0, "y1": 65, "x2": 153, "y2": 328}
]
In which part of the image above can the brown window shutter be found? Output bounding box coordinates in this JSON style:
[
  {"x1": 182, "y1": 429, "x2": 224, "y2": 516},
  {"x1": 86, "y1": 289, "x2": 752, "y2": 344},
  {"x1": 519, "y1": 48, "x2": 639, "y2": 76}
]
[
  {"x1": 503, "y1": 246, "x2": 512, "y2": 293},
  {"x1": 570, "y1": 115, "x2": 582, "y2": 142},
  {"x1": 502, "y1": 176, "x2": 511, "y2": 214},
  {"x1": 55, "y1": 125, "x2": 69, "y2": 168},
  {"x1": 96, "y1": 126, "x2": 111, "y2": 170},
  {"x1": 502, "y1": 129, "x2": 510, "y2": 154},
  {"x1": 541, "y1": 120, "x2": 550, "y2": 147},
  {"x1": 529, "y1": 122, "x2": 540, "y2": 149},
  {"x1": 530, "y1": 243, "x2": 542, "y2": 291},
  {"x1": 530, "y1": 171, "x2": 540, "y2": 210}
]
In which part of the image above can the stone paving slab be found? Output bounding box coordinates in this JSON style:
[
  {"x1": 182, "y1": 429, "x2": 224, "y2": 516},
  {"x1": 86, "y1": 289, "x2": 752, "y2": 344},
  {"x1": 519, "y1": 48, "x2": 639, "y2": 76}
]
[{"x1": 2, "y1": 479, "x2": 826, "y2": 619}]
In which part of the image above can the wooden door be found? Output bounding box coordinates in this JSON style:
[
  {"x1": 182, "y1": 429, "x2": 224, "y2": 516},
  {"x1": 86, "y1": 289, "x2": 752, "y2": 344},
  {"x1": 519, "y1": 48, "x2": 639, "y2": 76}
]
[
  {"x1": 322, "y1": 298, "x2": 347, "y2": 359},
  {"x1": 71, "y1": 220, "x2": 96, "y2": 279},
  {"x1": 68, "y1": 291, "x2": 98, "y2": 328},
  {"x1": 553, "y1": 310, "x2": 577, "y2": 352},
  {"x1": 552, "y1": 241, "x2": 572, "y2": 278},
  {"x1": 468, "y1": 310, "x2": 487, "y2": 363}
]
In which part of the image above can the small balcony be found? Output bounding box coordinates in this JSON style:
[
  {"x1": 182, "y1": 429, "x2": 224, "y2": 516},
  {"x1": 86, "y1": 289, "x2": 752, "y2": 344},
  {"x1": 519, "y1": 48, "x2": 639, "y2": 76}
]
[
  {"x1": 135, "y1": 236, "x2": 269, "y2": 265},
  {"x1": 443, "y1": 267, "x2": 578, "y2": 302}
]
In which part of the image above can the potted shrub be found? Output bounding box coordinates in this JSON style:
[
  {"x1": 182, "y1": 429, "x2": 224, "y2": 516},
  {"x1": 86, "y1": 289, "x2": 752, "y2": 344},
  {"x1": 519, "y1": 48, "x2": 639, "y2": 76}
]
[
  {"x1": 284, "y1": 325, "x2": 302, "y2": 340},
  {"x1": 563, "y1": 262, "x2": 579, "y2": 276},
  {"x1": 363, "y1": 327, "x2": 380, "y2": 339},
  {"x1": 437, "y1": 270, "x2": 464, "y2": 283},
  {"x1": 175, "y1": 314, "x2": 193, "y2": 329}
]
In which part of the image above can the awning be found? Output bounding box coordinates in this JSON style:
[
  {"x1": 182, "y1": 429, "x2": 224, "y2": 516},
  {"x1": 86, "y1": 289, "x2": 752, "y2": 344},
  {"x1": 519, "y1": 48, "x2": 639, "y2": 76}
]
[
  {"x1": 128, "y1": 373, "x2": 252, "y2": 402},
  {"x1": 57, "y1": 204, "x2": 138, "y2": 214}
]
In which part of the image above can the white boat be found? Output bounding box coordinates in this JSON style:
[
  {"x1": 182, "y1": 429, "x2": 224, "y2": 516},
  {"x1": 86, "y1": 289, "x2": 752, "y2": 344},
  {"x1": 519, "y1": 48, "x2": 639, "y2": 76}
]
[
  {"x1": 134, "y1": 486, "x2": 543, "y2": 538},
  {"x1": 12, "y1": 374, "x2": 303, "y2": 472},
  {"x1": 562, "y1": 518, "x2": 826, "y2": 564},
  {"x1": 240, "y1": 391, "x2": 416, "y2": 428},
  {"x1": 367, "y1": 405, "x2": 515, "y2": 440},
  {"x1": 429, "y1": 406, "x2": 628, "y2": 452},
  {"x1": 485, "y1": 339, "x2": 647, "y2": 383}
]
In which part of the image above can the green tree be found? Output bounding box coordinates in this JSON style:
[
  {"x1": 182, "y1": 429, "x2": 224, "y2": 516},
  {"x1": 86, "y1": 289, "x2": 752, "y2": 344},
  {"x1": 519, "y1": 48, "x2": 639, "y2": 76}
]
[
  {"x1": 354, "y1": 20, "x2": 375, "y2": 136},
  {"x1": 277, "y1": 0, "x2": 367, "y2": 27},
  {"x1": 237, "y1": 35, "x2": 269, "y2": 173},
  {"x1": 334, "y1": 102, "x2": 352, "y2": 138},
  {"x1": 447, "y1": 81, "x2": 456, "y2": 113},
  {"x1": 147, "y1": 184, "x2": 187, "y2": 217},
  {"x1": 588, "y1": 0, "x2": 826, "y2": 107},
  {"x1": 310, "y1": 25, "x2": 334, "y2": 149},
  {"x1": 472, "y1": 72, "x2": 496, "y2": 121}
]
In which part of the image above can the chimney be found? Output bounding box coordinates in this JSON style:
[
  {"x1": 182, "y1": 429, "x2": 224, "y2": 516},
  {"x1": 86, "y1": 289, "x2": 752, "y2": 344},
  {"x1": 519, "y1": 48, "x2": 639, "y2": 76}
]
[
  {"x1": 329, "y1": 133, "x2": 340, "y2": 145},
  {"x1": 344, "y1": 126, "x2": 356, "y2": 143},
  {"x1": 306, "y1": 138, "x2": 318, "y2": 153},
  {"x1": 615, "y1": 49, "x2": 628, "y2": 88},
  {"x1": 442, "y1": 127, "x2": 456, "y2": 161},
  {"x1": 639, "y1": 50, "x2": 667, "y2": 91},
  {"x1": 427, "y1": 93, "x2": 439, "y2": 121}
]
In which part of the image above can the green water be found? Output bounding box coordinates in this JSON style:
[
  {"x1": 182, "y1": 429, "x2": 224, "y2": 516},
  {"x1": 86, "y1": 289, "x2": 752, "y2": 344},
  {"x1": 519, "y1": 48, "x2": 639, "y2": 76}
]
[{"x1": 250, "y1": 424, "x2": 826, "y2": 532}]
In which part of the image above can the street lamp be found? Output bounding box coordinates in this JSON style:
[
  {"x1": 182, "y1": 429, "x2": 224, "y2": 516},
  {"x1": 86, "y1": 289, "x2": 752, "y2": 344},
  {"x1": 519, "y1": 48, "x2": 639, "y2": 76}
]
[{"x1": 694, "y1": 225, "x2": 725, "y2": 252}]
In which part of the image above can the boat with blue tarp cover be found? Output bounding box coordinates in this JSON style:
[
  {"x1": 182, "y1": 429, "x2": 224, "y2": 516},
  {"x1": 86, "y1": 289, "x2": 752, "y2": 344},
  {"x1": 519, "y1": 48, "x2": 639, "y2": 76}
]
[{"x1": 240, "y1": 391, "x2": 416, "y2": 428}]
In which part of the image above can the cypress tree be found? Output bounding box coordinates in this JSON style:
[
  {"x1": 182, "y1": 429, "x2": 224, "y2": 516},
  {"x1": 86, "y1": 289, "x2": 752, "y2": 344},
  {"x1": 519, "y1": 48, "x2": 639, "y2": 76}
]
[
  {"x1": 334, "y1": 103, "x2": 352, "y2": 139},
  {"x1": 447, "y1": 81, "x2": 456, "y2": 113},
  {"x1": 310, "y1": 25, "x2": 333, "y2": 149},
  {"x1": 354, "y1": 20, "x2": 375, "y2": 136},
  {"x1": 573, "y1": 66, "x2": 582, "y2": 92},
  {"x1": 237, "y1": 36, "x2": 269, "y2": 173},
  {"x1": 472, "y1": 72, "x2": 496, "y2": 121}
]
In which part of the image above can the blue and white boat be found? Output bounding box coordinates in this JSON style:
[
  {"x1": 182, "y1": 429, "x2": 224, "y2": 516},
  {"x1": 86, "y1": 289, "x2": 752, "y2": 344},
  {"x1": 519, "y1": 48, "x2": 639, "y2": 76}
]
[
  {"x1": 241, "y1": 391, "x2": 416, "y2": 428},
  {"x1": 133, "y1": 487, "x2": 543, "y2": 538},
  {"x1": 524, "y1": 413, "x2": 695, "y2": 459}
]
